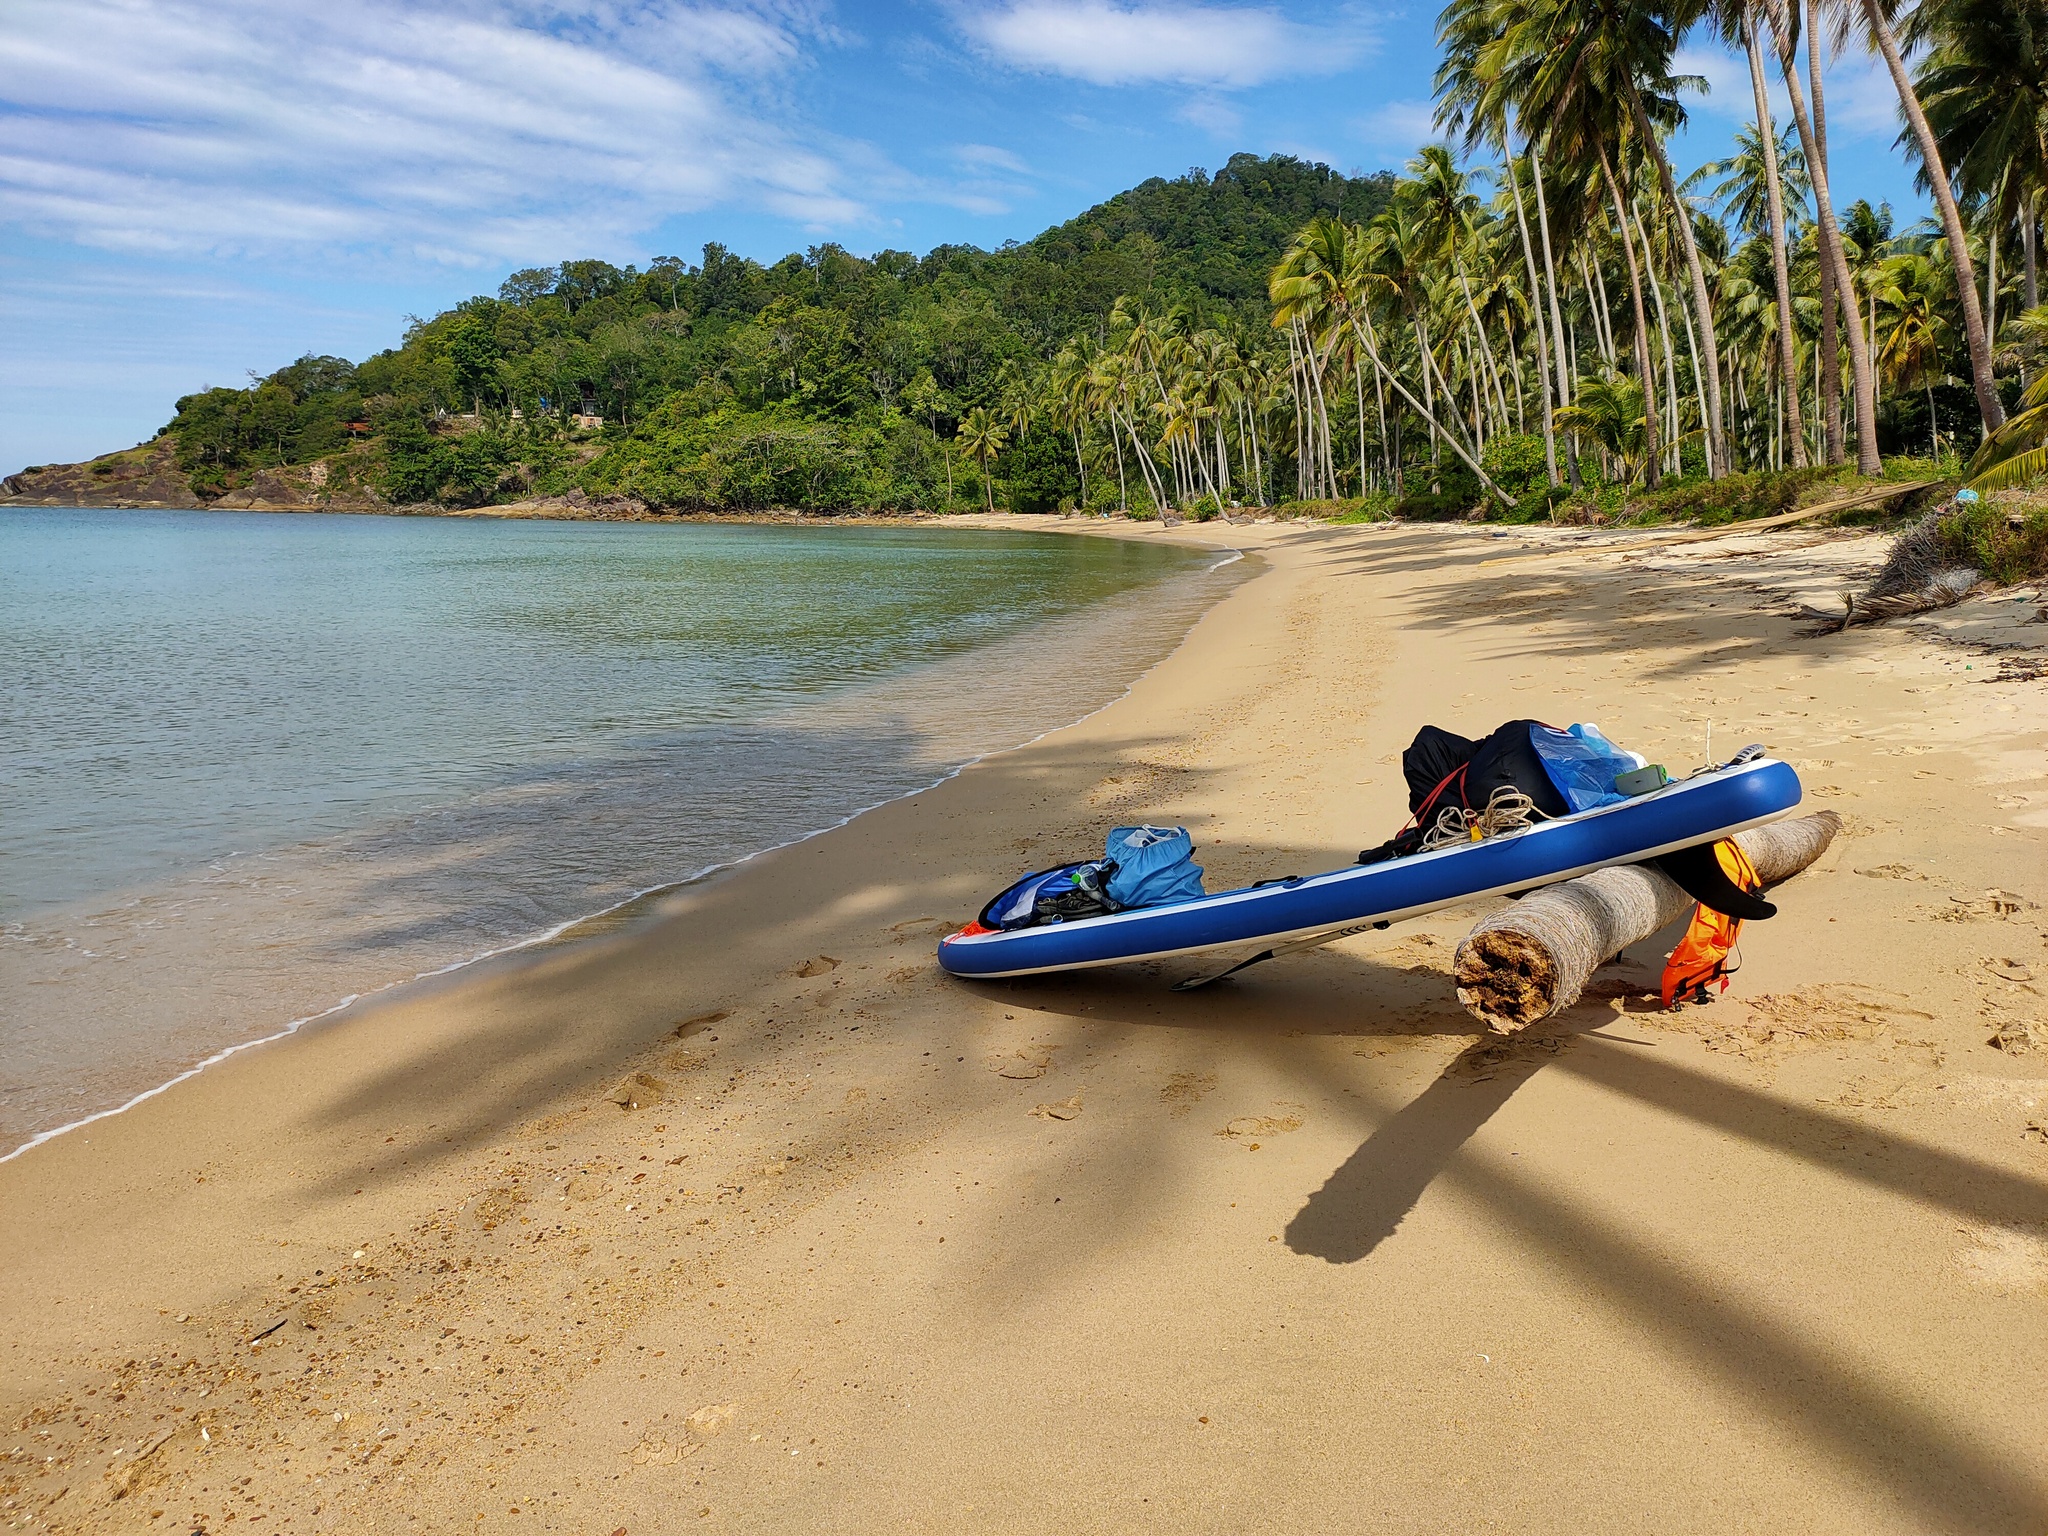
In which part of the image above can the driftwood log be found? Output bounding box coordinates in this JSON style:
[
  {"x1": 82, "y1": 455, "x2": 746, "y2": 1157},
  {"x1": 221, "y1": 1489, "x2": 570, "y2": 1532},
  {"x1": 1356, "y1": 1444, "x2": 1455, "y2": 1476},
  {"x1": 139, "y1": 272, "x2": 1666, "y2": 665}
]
[{"x1": 1452, "y1": 810, "x2": 1842, "y2": 1031}]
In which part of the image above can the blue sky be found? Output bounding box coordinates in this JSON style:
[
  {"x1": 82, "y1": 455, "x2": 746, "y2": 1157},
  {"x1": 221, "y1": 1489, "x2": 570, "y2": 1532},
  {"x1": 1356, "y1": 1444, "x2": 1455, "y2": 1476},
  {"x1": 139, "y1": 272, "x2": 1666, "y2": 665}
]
[{"x1": 2, "y1": 0, "x2": 1931, "y2": 473}]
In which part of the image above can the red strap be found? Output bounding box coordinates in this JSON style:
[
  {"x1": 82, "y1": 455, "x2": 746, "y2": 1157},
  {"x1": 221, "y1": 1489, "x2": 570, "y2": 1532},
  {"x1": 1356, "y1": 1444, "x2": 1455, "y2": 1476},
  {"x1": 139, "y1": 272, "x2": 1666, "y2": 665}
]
[{"x1": 1399, "y1": 762, "x2": 1469, "y2": 839}]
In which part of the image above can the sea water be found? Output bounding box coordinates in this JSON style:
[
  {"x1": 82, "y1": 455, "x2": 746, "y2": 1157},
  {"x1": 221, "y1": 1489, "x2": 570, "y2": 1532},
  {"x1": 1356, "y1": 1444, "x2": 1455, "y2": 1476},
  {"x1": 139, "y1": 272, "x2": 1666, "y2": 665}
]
[{"x1": 1, "y1": 509, "x2": 1239, "y2": 1154}]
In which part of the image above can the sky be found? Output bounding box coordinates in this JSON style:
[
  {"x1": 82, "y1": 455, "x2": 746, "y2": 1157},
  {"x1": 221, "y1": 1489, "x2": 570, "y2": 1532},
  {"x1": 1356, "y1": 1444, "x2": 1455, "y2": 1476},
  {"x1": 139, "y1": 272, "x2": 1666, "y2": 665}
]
[{"x1": 0, "y1": 0, "x2": 1934, "y2": 473}]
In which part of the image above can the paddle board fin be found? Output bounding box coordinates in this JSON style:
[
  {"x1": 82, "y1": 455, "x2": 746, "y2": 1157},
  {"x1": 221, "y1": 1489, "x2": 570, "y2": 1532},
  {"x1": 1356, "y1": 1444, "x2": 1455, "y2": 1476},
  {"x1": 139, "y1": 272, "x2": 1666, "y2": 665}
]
[{"x1": 1170, "y1": 919, "x2": 1392, "y2": 991}]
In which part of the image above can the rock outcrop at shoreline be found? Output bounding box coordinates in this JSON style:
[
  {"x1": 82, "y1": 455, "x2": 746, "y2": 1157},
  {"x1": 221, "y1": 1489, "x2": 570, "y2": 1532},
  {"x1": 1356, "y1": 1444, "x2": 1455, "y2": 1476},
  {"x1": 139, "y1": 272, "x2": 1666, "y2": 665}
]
[
  {"x1": 3, "y1": 438, "x2": 207, "y2": 508},
  {"x1": 1, "y1": 437, "x2": 392, "y2": 514},
  {"x1": 0, "y1": 445, "x2": 939, "y2": 523}
]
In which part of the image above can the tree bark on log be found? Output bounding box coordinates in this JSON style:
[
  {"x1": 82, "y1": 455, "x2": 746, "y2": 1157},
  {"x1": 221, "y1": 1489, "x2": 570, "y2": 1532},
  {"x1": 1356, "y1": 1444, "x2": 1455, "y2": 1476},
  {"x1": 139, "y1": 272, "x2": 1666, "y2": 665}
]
[{"x1": 1452, "y1": 812, "x2": 1842, "y2": 1032}]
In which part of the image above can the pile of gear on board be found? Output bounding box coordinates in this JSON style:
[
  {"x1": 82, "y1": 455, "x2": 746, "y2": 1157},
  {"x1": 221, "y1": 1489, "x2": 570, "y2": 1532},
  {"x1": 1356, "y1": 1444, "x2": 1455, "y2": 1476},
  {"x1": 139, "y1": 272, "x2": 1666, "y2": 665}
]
[{"x1": 963, "y1": 719, "x2": 1773, "y2": 1008}]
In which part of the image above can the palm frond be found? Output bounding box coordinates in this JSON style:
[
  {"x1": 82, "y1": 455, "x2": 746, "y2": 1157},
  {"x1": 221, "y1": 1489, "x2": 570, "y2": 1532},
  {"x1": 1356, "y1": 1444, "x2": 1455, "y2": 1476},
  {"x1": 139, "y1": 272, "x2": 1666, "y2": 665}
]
[{"x1": 1968, "y1": 444, "x2": 2048, "y2": 494}]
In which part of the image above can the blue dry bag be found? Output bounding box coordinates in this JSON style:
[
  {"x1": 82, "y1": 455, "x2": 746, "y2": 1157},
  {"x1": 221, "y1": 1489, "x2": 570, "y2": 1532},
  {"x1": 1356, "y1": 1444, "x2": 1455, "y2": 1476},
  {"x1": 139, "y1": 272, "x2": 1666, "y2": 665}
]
[
  {"x1": 1528, "y1": 723, "x2": 1648, "y2": 813},
  {"x1": 1102, "y1": 825, "x2": 1207, "y2": 909}
]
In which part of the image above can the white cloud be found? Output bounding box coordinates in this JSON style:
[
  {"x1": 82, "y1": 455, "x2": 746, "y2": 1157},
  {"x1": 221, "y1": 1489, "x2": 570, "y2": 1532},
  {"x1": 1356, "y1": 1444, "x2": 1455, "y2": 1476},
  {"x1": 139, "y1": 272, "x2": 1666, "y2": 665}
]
[
  {"x1": 1175, "y1": 96, "x2": 1243, "y2": 137},
  {"x1": 1674, "y1": 41, "x2": 1896, "y2": 141},
  {"x1": 953, "y1": 143, "x2": 1036, "y2": 175},
  {"x1": 0, "y1": 0, "x2": 876, "y2": 263},
  {"x1": 1353, "y1": 99, "x2": 1439, "y2": 159},
  {"x1": 963, "y1": 2, "x2": 1366, "y2": 88}
]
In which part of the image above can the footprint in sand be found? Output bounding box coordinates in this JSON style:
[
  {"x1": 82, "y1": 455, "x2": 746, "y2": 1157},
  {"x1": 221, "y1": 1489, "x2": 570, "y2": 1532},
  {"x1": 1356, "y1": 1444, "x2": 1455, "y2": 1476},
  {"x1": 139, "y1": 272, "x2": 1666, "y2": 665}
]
[
  {"x1": 1030, "y1": 1093, "x2": 1083, "y2": 1121},
  {"x1": 1689, "y1": 984, "x2": 1933, "y2": 1062},
  {"x1": 1217, "y1": 1112, "x2": 1303, "y2": 1150},
  {"x1": 1160, "y1": 1071, "x2": 1218, "y2": 1118},
  {"x1": 672, "y1": 1010, "x2": 728, "y2": 1038},
  {"x1": 989, "y1": 1050, "x2": 1050, "y2": 1080},
  {"x1": 1955, "y1": 1224, "x2": 2048, "y2": 1296},
  {"x1": 1855, "y1": 863, "x2": 1929, "y2": 882},
  {"x1": 473, "y1": 1187, "x2": 531, "y2": 1231},
  {"x1": 1986, "y1": 1014, "x2": 2048, "y2": 1056},
  {"x1": 610, "y1": 1072, "x2": 670, "y2": 1110},
  {"x1": 1937, "y1": 891, "x2": 2035, "y2": 922}
]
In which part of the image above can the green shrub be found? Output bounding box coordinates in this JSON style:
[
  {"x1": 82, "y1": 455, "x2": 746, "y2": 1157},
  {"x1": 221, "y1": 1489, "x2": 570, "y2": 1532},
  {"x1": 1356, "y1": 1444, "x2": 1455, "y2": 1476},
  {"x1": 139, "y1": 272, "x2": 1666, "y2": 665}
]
[
  {"x1": 1621, "y1": 465, "x2": 1840, "y2": 524},
  {"x1": 583, "y1": 400, "x2": 897, "y2": 510},
  {"x1": 1392, "y1": 490, "x2": 1473, "y2": 522},
  {"x1": 1481, "y1": 433, "x2": 1549, "y2": 498},
  {"x1": 1938, "y1": 501, "x2": 2048, "y2": 583},
  {"x1": 1282, "y1": 494, "x2": 1392, "y2": 522},
  {"x1": 1502, "y1": 485, "x2": 1570, "y2": 524}
]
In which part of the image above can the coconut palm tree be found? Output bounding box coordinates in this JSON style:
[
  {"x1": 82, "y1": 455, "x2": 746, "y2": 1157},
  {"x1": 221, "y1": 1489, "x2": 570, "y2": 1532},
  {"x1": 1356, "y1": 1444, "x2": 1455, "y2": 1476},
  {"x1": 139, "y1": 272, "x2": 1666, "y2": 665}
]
[
  {"x1": 1912, "y1": 0, "x2": 2048, "y2": 314},
  {"x1": 1729, "y1": 3, "x2": 1811, "y2": 468},
  {"x1": 1462, "y1": 0, "x2": 1683, "y2": 483},
  {"x1": 1757, "y1": 0, "x2": 1882, "y2": 472},
  {"x1": 955, "y1": 407, "x2": 1007, "y2": 514},
  {"x1": 1704, "y1": 123, "x2": 1811, "y2": 242},
  {"x1": 1438, "y1": 0, "x2": 1730, "y2": 477},
  {"x1": 1555, "y1": 372, "x2": 1651, "y2": 481},
  {"x1": 1841, "y1": 198, "x2": 1896, "y2": 399},
  {"x1": 1857, "y1": 0, "x2": 2004, "y2": 432},
  {"x1": 1875, "y1": 252, "x2": 1955, "y2": 456},
  {"x1": 1965, "y1": 307, "x2": 2048, "y2": 487},
  {"x1": 1492, "y1": 156, "x2": 1562, "y2": 483}
]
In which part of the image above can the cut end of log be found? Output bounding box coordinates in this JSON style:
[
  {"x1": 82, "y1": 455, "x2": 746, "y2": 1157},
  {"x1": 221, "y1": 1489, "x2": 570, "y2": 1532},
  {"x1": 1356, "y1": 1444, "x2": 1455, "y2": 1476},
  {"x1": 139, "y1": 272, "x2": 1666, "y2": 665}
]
[
  {"x1": 1453, "y1": 927, "x2": 1561, "y2": 1033},
  {"x1": 1451, "y1": 811, "x2": 1844, "y2": 1033}
]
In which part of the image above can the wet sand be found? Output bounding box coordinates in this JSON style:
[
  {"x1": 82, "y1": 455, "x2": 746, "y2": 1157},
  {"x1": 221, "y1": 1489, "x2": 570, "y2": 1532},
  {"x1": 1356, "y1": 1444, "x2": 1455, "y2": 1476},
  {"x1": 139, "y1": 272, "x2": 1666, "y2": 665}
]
[{"x1": 4, "y1": 514, "x2": 2046, "y2": 1534}]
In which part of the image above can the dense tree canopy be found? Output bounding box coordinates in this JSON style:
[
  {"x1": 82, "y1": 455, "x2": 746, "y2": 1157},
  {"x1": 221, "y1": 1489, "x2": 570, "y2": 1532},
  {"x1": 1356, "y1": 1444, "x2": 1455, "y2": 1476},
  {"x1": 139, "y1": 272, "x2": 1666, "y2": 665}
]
[{"x1": 161, "y1": 155, "x2": 1393, "y2": 512}]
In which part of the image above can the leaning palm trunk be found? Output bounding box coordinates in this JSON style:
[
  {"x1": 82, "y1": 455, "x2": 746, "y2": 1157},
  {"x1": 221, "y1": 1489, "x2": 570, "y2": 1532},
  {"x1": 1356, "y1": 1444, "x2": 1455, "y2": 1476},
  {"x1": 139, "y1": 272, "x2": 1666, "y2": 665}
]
[
  {"x1": 1744, "y1": 12, "x2": 1810, "y2": 468},
  {"x1": 1350, "y1": 312, "x2": 1514, "y2": 506},
  {"x1": 1622, "y1": 81, "x2": 1729, "y2": 477},
  {"x1": 1806, "y1": 1, "x2": 1845, "y2": 464},
  {"x1": 1676, "y1": 258, "x2": 1712, "y2": 463},
  {"x1": 1858, "y1": 0, "x2": 2003, "y2": 431},
  {"x1": 1528, "y1": 140, "x2": 1582, "y2": 488},
  {"x1": 1456, "y1": 266, "x2": 1513, "y2": 432},
  {"x1": 1411, "y1": 310, "x2": 1442, "y2": 486},
  {"x1": 1580, "y1": 246, "x2": 1617, "y2": 367},
  {"x1": 1630, "y1": 195, "x2": 1683, "y2": 474},
  {"x1": 1113, "y1": 406, "x2": 1168, "y2": 512},
  {"x1": 1596, "y1": 140, "x2": 1664, "y2": 488},
  {"x1": 1772, "y1": 4, "x2": 1881, "y2": 475}
]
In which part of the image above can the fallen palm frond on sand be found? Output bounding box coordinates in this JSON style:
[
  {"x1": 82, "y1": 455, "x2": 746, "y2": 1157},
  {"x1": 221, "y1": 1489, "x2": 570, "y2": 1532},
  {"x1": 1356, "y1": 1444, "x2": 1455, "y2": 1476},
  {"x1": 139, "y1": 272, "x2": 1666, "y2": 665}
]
[
  {"x1": 1808, "y1": 499, "x2": 2048, "y2": 632},
  {"x1": 1808, "y1": 512, "x2": 1981, "y2": 632}
]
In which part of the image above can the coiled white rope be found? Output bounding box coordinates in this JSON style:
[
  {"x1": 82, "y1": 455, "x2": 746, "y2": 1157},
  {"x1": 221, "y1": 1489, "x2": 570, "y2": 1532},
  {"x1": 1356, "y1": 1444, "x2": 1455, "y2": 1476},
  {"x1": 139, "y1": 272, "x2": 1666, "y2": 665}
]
[{"x1": 1420, "y1": 785, "x2": 1546, "y2": 851}]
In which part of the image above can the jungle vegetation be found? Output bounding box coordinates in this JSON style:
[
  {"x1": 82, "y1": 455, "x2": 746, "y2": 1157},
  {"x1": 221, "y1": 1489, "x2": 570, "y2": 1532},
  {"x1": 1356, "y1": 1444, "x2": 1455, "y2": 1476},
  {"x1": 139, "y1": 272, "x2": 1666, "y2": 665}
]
[{"x1": 158, "y1": 0, "x2": 2048, "y2": 516}]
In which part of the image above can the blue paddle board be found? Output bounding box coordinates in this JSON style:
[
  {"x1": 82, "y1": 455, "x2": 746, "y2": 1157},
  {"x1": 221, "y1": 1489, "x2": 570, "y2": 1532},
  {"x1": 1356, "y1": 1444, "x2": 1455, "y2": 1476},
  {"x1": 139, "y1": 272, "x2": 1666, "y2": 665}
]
[{"x1": 938, "y1": 757, "x2": 1801, "y2": 979}]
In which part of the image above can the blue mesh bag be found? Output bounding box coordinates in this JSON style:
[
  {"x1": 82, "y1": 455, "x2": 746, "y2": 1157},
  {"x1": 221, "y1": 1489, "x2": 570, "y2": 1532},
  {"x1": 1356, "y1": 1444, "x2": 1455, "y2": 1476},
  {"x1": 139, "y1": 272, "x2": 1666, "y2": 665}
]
[
  {"x1": 1102, "y1": 825, "x2": 1207, "y2": 909},
  {"x1": 1528, "y1": 723, "x2": 1648, "y2": 813}
]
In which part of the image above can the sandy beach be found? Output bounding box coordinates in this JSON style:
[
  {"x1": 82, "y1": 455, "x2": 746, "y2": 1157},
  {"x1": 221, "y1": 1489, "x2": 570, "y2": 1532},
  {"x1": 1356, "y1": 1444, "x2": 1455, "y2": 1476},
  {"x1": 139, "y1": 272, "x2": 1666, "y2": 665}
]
[{"x1": 4, "y1": 514, "x2": 2046, "y2": 1534}]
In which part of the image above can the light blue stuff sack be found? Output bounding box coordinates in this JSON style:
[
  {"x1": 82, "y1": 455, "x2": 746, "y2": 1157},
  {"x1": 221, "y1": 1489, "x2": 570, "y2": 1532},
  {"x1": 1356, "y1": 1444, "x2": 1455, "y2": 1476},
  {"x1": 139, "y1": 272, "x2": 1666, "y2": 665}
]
[
  {"x1": 1528, "y1": 723, "x2": 1649, "y2": 813},
  {"x1": 1103, "y1": 824, "x2": 1207, "y2": 909}
]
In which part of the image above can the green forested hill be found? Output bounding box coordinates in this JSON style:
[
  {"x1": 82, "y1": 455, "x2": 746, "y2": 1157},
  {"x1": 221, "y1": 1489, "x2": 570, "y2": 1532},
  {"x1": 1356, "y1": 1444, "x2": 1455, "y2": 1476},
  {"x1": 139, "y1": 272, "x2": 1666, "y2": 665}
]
[{"x1": 153, "y1": 154, "x2": 1392, "y2": 514}]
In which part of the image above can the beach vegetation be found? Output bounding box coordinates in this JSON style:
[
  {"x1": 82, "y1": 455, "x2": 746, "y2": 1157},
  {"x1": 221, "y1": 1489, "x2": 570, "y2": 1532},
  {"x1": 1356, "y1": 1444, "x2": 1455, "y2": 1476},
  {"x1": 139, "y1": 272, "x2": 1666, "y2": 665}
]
[
  {"x1": 1941, "y1": 498, "x2": 2048, "y2": 581},
  {"x1": 135, "y1": 0, "x2": 2046, "y2": 529}
]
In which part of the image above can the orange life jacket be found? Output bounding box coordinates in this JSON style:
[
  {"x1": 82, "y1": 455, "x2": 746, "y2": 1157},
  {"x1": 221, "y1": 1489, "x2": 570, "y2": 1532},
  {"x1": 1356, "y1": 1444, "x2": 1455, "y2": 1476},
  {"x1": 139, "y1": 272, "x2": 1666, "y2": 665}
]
[{"x1": 1660, "y1": 839, "x2": 1763, "y2": 1008}]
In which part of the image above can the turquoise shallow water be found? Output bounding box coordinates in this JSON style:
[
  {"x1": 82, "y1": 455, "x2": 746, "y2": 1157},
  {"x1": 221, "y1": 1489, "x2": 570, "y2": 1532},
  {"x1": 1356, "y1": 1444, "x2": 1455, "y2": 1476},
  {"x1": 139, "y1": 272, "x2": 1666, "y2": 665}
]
[{"x1": 0, "y1": 509, "x2": 1237, "y2": 1152}]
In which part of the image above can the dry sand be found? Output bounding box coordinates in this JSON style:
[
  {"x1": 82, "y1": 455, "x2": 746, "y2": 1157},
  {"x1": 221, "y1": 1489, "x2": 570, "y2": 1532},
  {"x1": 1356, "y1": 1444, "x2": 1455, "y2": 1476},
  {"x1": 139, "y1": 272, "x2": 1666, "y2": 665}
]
[{"x1": 4, "y1": 515, "x2": 2046, "y2": 1535}]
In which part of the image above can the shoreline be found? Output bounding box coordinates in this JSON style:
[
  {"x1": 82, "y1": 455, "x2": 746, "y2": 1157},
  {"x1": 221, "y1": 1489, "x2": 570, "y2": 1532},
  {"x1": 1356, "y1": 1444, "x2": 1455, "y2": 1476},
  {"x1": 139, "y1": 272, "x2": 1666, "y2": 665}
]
[
  {"x1": 4, "y1": 516, "x2": 2045, "y2": 1533},
  {"x1": 1, "y1": 527, "x2": 1248, "y2": 1164}
]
